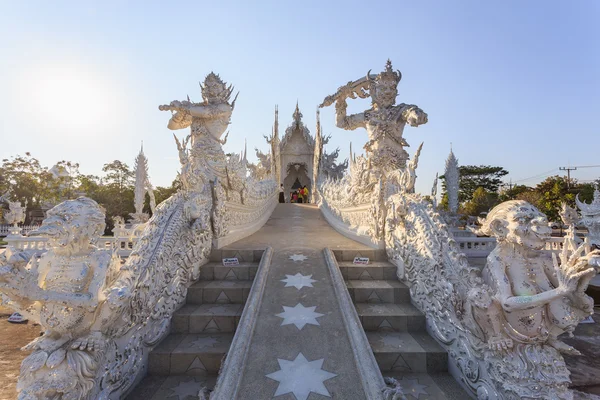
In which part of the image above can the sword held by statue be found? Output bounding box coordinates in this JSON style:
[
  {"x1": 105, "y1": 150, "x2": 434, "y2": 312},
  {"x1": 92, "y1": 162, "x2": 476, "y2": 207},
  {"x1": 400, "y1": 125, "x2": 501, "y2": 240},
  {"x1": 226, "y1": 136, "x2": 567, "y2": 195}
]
[{"x1": 318, "y1": 73, "x2": 377, "y2": 109}]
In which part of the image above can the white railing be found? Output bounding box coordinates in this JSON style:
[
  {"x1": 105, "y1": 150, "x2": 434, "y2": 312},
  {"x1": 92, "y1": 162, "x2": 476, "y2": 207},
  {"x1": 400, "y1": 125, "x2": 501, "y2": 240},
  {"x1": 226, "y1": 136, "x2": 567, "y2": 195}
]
[
  {"x1": 0, "y1": 225, "x2": 40, "y2": 236},
  {"x1": 455, "y1": 235, "x2": 570, "y2": 259},
  {"x1": 454, "y1": 236, "x2": 497, "y2": 257},
  {"x1": 4, "y1": 235, "x2": 138, "y2": 257}
]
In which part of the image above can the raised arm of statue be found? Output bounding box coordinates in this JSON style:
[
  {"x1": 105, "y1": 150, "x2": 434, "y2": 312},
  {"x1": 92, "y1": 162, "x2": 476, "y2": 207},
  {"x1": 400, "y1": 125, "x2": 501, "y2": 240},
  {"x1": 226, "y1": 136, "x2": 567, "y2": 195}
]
[
  {"x1": 396, "y1": 103, "x2": 428, "y2": 127},
  {"x1": 334, "y1": 98, "x2": 366, "y2": 131},
  {"x1": 167, "y1": 111, "x2": 193, "y2": 130},
  {"x1": 187, "y1": 103, "x2": 231, "y2": 118},
  {"x1": 489, "y1": 256, "x2": 592, "y2": 312}
]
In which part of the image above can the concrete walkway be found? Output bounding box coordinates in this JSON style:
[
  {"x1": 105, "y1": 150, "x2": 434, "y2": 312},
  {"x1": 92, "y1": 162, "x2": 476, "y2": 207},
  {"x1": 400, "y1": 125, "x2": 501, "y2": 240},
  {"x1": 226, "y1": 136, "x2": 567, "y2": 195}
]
[
  {"x1": 225, "y1": 203, "x2": 372, "y2": 252},
  {"x1": 223, "y1": 204, "x2": 372, "y2": 399}
]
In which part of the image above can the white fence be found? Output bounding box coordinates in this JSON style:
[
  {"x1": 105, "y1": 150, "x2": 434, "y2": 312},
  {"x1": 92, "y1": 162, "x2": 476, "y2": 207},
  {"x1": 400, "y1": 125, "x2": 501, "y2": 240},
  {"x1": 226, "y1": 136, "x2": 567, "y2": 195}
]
[
  {"x1": 4, "y1": 235, "x2": 138, "y2": 258},
  {"x1": 0, "y1": 225, "x2": 40, "y2": 236},
  {"x1": 455, "y1": 236, "x2": 567, "y2": 258}
]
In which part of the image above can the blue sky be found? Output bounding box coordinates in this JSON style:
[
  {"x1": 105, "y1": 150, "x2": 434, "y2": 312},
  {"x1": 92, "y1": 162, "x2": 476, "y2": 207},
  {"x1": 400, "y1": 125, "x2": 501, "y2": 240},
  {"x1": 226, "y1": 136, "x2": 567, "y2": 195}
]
[{"x1": 1, "y1": 1, "x2": 598, "y2": 194}]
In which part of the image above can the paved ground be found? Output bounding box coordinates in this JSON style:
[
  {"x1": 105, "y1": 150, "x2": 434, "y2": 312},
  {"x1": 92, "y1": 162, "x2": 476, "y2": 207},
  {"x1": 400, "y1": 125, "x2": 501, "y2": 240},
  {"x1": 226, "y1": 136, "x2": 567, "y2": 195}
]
[
  {"x1": 225, "y1": 203, "x2": 372, "y2": 252},
  {"x1": 563, "y1": 307, "x2": 600, "y2": 395},
  {"x1": 0, "y1": 306, "x2": 41, "y2": 400},
  {"x1": 226, "y1": 204, "x2": 371, "y2": 399}
]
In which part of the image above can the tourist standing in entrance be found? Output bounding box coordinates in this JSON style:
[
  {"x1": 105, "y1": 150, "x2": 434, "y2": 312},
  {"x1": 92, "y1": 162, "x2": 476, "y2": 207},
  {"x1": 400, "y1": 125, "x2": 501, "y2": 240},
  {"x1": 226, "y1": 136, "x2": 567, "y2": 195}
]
[
  {"x1": 279, "y1": 184, "x2": 285, "y2": 203},
  {"x1": 297, "y1": 188, "x2": 304, "y2": 203},
  {"x1": 302, "y1": 186, "x2": 309, "y2": 203}
]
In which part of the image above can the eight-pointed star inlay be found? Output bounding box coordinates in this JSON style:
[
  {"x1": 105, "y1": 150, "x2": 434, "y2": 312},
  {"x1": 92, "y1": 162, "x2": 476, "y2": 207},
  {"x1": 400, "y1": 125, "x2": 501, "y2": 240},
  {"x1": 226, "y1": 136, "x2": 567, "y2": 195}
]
[
  {"x1": 289, "y1": 253, "x2": 308, "y2": 262},
  {"x1": 265, "y1": 352, "x2": 337, "y2": 400},
  {"x1": 276, "y1": 303, "x2": 324, "y2": 330},
  {"x1": 281, "y1": 273, "x2": 317, "y2": 290},
  {"x1": 169, "y1": 379, "x2": 202, "y2": 399}
]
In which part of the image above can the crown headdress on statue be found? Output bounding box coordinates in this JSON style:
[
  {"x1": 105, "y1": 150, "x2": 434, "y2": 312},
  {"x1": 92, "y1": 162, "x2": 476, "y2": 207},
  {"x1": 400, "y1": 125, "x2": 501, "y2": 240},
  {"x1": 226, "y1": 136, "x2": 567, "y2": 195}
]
[
  {"x1": 200, "y1": 72, "x2": 235, "y2": 103},
  {"x1": 366, "y1": 59, "x2": 402, "y2": 87}
]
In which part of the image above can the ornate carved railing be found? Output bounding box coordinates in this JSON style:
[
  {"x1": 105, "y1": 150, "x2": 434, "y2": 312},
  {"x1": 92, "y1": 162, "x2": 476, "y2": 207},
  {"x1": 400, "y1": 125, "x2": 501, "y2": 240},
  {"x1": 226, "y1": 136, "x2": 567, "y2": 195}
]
[
  {"x1": 385, "y1": 193, "x2": 588, "y2": 399},
  {"x1": 317, "y1": 177, "x2": 384, "y2": 248},
  {"x1": 211, "y1": 178, "x2": 278, "y2": 248}
]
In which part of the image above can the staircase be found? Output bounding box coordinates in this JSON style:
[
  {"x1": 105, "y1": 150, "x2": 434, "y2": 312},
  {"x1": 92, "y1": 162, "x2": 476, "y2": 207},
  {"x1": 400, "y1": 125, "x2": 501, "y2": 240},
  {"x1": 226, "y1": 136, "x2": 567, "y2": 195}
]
[
  {"x1": 335, "y1": 249, "x2": 465, "y2": 399},
  {"x1": 127, "y1": 250, "x2": 263, "y2": 400}
]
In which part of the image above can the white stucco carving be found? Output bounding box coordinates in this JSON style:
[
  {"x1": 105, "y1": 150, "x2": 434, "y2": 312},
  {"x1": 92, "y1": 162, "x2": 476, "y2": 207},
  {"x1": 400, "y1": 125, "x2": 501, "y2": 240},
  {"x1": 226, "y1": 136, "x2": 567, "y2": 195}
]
[
  {"x1": 0, "y1": 72, "x2": 276, "y2": 400},
  {"x1": 1, "y1": 192, "x2": 27, "y2": 229},
  {"x1": 386, "y1": 194, "x2": 600, "y2": 399},
  {"x1": 444, "y1": 148, "x2": 459, "y2": 215},
  {"x1": 320, "y1": 59, "x2": 427, "y2": 173},
  {"x1": 130, "y1": 144, "x2": 156, "y2": 224},
  {"x1": 0, "y1": 197, "x2": 125, "y2": 399},
  {"x1": 576, "y1": 189, "x2": 600, "y2": 248},
  {"x1": 431, "y1": 172, "x2": 439, "y2": 207}
]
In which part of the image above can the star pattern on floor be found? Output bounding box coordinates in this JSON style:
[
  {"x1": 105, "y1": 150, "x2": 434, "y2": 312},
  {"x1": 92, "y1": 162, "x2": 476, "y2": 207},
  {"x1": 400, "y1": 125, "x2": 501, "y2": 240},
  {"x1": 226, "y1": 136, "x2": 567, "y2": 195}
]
[
  {"x1": 289, "y1": 253, "x2": 308, "y2": 262},
  {"x1": 276, "y1": 303, "x2": 324, "y2": 330},
  {"x1": 265, "y1": 353, "x2": 337, "y2": 400},
  {"x1": 398, "y1": 377, "x2": 429, "y2": 398},
  {"x1": 188, "y1": 336, "x2": 219, "y2": 350},
  {"x1": 169, "y1": 379, "x2": 201, "y2": 399},
  {"x1": 281, "y1": 273, "x2": 317, "y2": 290}
]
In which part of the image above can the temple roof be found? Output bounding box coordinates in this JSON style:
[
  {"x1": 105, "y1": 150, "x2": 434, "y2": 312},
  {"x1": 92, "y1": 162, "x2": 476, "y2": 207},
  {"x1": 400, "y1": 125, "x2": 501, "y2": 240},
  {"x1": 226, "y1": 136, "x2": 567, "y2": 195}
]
[{"x1": 280, "y1": 102, "x2": 315, "y2": 152}]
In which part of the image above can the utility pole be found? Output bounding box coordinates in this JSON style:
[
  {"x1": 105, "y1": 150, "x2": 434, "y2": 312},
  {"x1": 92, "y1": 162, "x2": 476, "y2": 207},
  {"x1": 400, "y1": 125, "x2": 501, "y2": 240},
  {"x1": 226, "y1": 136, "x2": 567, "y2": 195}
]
[{"x1": 559, "y1": 166, "x2": 577, "y2": 189}]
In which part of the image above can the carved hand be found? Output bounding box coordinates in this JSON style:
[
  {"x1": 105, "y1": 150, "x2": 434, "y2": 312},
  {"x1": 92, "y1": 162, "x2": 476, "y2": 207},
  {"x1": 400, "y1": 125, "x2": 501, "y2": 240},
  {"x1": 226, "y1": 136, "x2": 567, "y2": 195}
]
[
  {"x1": 553, "y1": 247, "x2": 596, "y2": 294},
  {"x1": 404, "y1": 108, "x2": 428, "y2": 127},
  {"x1": 488, "y1": 335, "x2": 513, "y2": 352}
]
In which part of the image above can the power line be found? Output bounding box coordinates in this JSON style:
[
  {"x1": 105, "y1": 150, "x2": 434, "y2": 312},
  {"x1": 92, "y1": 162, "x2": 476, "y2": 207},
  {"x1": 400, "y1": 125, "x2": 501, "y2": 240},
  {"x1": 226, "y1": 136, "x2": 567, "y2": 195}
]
[
  {"x1": 566, "y1": 164, "x2": 600, "y2": 169},
  {"x1": 512, "y1": 168, "x2": 558, "y2": 184},
  {"x1": 559, "y1": 166, "x2": 577, "y2": 189}
]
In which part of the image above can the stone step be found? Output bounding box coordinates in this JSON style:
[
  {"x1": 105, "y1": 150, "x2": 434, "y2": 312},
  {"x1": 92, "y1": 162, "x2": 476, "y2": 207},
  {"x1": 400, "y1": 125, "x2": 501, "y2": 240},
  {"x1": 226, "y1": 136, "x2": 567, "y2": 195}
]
[
  {"x1": 331, "y1": 249, "x2": 388, "y2": 262},
  {"x1": 148, "y1": 333, "x2": 233, "y2": 376},
  {"x1": 126, "y1": 375, "x2": 217, "y2": 400},
  {"x1": 172, "y1": 304, "x2": 244, "y2": 334},
  {"x1": 381, "y1": 372, "x2": 466, "y2": 400},
  {"x1": 338, "y1": 261, "x2": 397, "y2": 280},
  {"x1": 186, "y1": 280, "x2": 253, "y2": 305},
  {"x1": 355, "y1": 303, "x2": 426, "y2": 332},
  {"x1": 346, "y1": 280, "x2": 410, "y2": 304},
  {"x1": 366, "y1": 331, "x2": 447, "y2": 373},
  {"x1": 199, "y1": 262, "x2": 258, "y2": 281}
]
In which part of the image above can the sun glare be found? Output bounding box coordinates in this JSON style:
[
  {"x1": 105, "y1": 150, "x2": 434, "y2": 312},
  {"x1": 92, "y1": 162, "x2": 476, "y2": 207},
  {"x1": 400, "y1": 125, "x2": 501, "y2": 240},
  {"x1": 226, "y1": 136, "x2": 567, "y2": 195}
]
[{"x1": 20, "y1": 64, "x2": 116, "y2": 130}]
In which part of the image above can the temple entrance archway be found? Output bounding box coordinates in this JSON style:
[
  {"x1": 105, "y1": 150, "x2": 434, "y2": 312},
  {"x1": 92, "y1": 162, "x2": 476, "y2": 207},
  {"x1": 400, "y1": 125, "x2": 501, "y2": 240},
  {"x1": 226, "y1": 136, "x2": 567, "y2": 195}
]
[{"x1": 283, "y1": 162, "x2": 311, "y2": 200}]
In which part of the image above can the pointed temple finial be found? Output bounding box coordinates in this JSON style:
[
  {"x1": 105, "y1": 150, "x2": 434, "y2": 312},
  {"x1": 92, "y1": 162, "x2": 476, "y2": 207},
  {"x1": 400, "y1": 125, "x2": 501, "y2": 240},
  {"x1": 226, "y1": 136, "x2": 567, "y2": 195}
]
[{"x1": 292, "y1": 101, "x2": 303, "y2": 126}]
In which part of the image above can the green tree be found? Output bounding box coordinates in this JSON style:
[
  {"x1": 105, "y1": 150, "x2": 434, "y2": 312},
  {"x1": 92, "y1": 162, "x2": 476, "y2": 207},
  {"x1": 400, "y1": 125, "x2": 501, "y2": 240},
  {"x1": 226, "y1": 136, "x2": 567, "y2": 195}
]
[
  {"x1": 534, "y1": 176, "x2": 574, "y2": 222},
  {"x1": 47, "y1": 160, "x2": 81, "y2": 202},
  {"x1": 456, "y1": 165, "x2": 508, "y2": 202},
  {"x1": 99, "y1": 160, "x2": 135, "y2": 232},
  {"x1": 498, "y1": 184, "x2": 532, "y2": 202},
  {"x1": 460, "y1": 187, "x2": 499, "y2": 216},
  {"x1": 0, "y1": 153, "x2": 54, "y2": 220},
  {"x1": 154, "y1": 178, "x2": 181, "y2": 206},
  {"x1": 439, "y1": 165, "x2": 508, "y2": 210}
]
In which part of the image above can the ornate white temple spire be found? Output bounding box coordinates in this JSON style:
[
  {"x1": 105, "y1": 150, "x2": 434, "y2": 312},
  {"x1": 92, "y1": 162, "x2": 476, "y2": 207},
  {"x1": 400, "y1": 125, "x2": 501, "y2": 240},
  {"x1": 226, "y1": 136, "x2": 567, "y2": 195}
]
[
  {"x1": 444, "y1": 147, "x2": 459, "y2": 214},
  {"x1": 274, "y1": 104, "x2": 279, "y2": 140},
  {"x1": 431, "y1": 173, "x2": 439, "y2": 207},
  {"x1": 131, "y1": 142, "x2": 156, "y2": 224},
  {"x1": 292, "y1": 101, "x2": 303, "y2": 128},
  {"x1": 242, "y1": 138, "x2": 247, "y2": 164}
]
